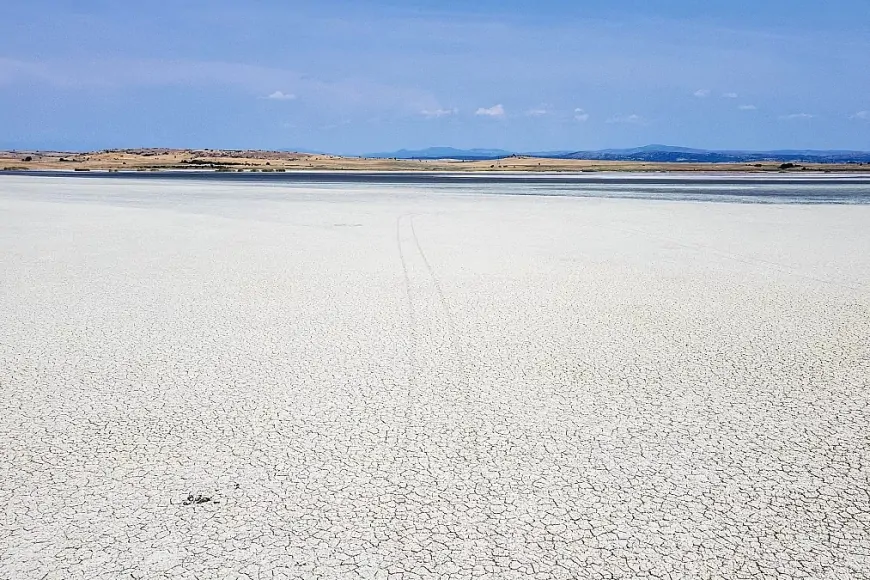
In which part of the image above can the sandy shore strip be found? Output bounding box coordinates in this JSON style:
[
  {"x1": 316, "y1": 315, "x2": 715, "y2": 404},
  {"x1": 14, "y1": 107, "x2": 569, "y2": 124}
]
[{"x1": 1, "y1": 175, "x2": 868, "y2": 579}]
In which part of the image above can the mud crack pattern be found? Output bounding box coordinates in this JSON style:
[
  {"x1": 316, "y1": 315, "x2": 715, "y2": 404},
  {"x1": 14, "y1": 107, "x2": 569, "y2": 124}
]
[{"x1": 1, "y1": 176, "x2": 869, "y2": 579}]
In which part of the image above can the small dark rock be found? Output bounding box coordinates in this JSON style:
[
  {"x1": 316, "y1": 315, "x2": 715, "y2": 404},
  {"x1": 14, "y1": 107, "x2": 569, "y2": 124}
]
[{"x1": 182, "y1": 493, "x2": 212, "y2": 506}]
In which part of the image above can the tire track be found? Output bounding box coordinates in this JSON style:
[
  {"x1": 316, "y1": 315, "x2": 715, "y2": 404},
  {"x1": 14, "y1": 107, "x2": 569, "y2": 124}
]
[
  {"x1": 397, "y1": 213, "x2": 477, "y2": 411},
  {"x1": 396, "y1": 213, "x2": 419, "y2": 393},
  {"x1": 409, "y1": 215, "x2": 455, "y2": 330}
]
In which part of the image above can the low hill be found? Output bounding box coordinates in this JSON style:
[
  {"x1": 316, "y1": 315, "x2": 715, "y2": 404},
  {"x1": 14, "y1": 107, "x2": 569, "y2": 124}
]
[{"x1": 370, "y1": 144, "x2": 870, "y2": 164}]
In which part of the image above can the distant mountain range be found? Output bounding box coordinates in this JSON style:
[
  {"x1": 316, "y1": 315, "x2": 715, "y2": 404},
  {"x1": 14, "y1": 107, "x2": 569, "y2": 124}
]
[
  {"x1": 368, "y1": 147, "x2": 514, "y2": 160},
  {"x1": 367, "y1": 144, "x2": 870, "y2": 164}
]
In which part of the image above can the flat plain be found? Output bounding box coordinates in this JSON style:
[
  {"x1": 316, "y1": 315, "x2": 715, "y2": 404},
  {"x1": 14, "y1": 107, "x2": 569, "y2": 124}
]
[{"x1": 1, "y1": 175, "x2": 869, "y2": 579}]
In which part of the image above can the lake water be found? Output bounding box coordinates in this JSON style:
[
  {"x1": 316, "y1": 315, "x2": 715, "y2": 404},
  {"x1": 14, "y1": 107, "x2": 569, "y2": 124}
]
[{"x1": 5, "y1": 170, "x2": 870, "y2": 204}]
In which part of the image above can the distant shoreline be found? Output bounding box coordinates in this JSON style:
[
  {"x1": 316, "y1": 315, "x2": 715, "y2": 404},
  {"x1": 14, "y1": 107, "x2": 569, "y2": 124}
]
[{"x1": 3, "y1": 148, "x2": 870, "y2": 174}]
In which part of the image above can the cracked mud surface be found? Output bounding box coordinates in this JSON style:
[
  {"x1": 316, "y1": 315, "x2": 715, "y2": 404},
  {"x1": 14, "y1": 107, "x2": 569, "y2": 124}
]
[{"x1": 1, "y1": 176, "x2": 869, "y2": 579}]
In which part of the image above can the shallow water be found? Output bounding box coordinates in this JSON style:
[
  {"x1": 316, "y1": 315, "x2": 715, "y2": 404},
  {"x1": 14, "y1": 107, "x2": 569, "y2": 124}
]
[{"x1": 6, "y1": 170, "x2": 870, "y2": 204}]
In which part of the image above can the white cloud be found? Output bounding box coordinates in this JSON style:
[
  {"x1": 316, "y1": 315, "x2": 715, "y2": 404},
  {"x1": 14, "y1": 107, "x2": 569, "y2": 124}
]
[
  {"x1": 739, "y1": 104, "x2": 757, "y2": 110},
  {"x1": 526, "y1": 107, "x2": 549, "y2": 116},
  {"x1": 606, "y1": 114, "x2": 645, "y2": 124},
  {"x1": 573, "y1": 108, "x2": 590, "y2": 122},
  {"x1": 266, "y1": 90, "x2": 296, "y2": 100},
  {"x1": 0, "y1": 57, "x2": 442, "y2": 116},
  {"x1": 852, "y1": 111, "x2": 870, "y2": 120},
  {"x1": 420, "y1": 108, "x2": 457, "y2": 118},
  {"x1": 780, "y1": 113, "x2": 815, "y2": 120},
  {"x1": 694, "y1": 89, "x2": 711, "y2": 98},
  {"x1": 475, "y1": 104, "x2": 505, "y2": 117},
  {"x1": 722, "y1": 92, "x2": 738, "y2": 98}
]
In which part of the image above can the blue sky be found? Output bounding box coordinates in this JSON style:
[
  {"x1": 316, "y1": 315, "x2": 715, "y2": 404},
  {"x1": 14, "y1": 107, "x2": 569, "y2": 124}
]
[{"x1": 2, "y1": 0, "x2": 869, "y2": 153}]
